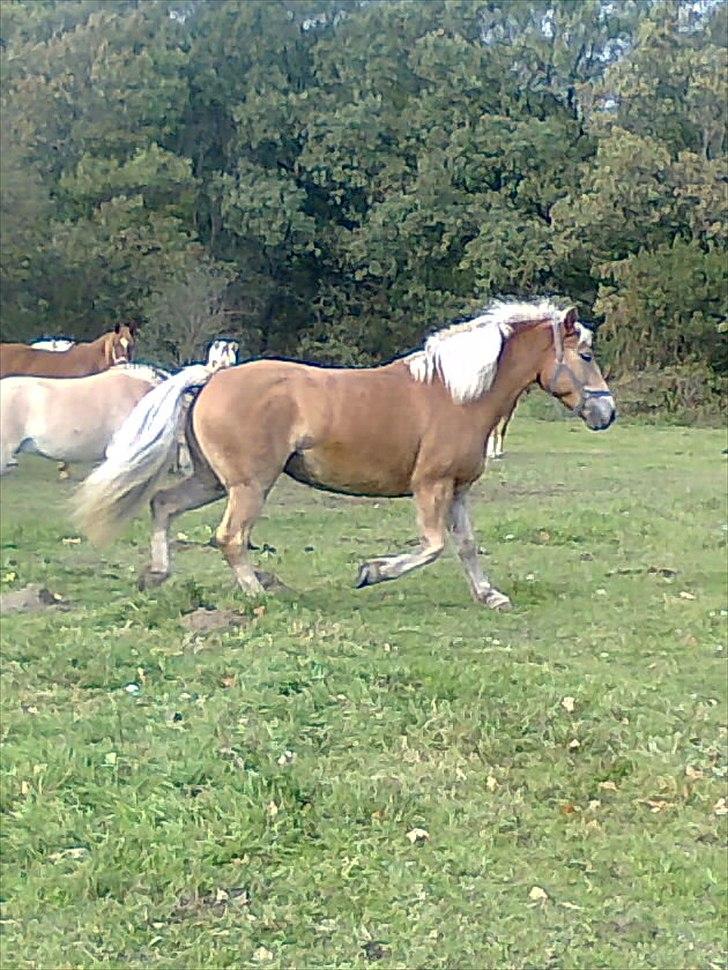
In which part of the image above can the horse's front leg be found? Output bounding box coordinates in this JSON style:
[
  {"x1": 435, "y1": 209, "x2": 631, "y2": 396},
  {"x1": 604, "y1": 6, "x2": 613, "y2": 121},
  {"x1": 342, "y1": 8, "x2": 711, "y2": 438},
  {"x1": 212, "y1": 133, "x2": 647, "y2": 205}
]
[
  {"x1": 58, "y1": 462, "x2": 71, "y2": 480},
  {"x1": 355, "y1": 480, "x2": 452, "y2": 589},
  {"x1": 449, "y1": 490, "x2": 511, "y2": 610}
]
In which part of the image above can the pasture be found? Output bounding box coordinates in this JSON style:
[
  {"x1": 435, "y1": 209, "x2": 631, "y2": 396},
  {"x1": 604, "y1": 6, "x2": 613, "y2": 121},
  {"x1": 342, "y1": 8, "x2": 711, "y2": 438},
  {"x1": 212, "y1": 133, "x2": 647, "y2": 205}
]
[{"x1": 1, "y1": 415, "x2": 726, "y2": 969}]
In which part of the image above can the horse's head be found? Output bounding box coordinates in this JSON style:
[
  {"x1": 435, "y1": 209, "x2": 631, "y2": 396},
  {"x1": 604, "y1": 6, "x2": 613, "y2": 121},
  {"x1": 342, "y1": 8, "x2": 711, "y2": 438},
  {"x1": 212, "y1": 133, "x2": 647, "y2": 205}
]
[
  {"x1": 536, "y1": 308, "x2": 616, "y2": 431},
  {"x1": 106, "y1": 323, "x2": 138, "y2": 366},
  {"x1": 207, "y1": 339, "x2": 239, "y2": 370}
]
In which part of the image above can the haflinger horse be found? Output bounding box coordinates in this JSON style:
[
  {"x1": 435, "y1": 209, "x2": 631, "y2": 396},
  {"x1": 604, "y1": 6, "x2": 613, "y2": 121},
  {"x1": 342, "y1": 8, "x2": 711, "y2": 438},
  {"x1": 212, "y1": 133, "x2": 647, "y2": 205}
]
[
  {"x1": 0, "y1": 365, "x2": 167, "y2": 476},
  {"x1": 73, "y1": 300, "x2": 616, "y2": 610},
  {"x1": 485, "y1": 323, "x2": 594, "y2": 459},
  {"x1": 0, "y1": 324, "x2": 136, "y2": 379}
]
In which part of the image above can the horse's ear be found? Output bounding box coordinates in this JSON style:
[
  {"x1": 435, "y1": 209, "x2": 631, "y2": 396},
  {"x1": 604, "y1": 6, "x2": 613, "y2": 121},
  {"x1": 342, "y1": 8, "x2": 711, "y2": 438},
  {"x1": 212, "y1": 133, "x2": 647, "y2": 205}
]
[
  {"x1": 114, "y1": 323, "x2": 121, "y2": 334},
  {"x1": 562, "y1": 307, "x2": 579, "y2": 337}
]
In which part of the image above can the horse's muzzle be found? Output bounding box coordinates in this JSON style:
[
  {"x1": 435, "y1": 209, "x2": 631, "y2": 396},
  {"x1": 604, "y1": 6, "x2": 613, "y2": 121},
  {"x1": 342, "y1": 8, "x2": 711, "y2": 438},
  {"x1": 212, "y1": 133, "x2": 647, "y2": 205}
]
[{"x1": 582, "y1": 394, "x2": 616, "y2": 431}]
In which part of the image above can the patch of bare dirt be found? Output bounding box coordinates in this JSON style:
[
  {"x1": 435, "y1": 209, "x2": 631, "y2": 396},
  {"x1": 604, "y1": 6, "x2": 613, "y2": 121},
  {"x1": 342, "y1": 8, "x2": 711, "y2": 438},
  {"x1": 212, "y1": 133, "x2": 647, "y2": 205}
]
[
  {"x1": 0, "y1": 584, "x2": 70, "y2": 614},
  {"x1": 181, "y1": 608, "x2": 250, "y2": 633},
  {"x1": 170, "y1": 886, "x2": 250, "y2": 922}
]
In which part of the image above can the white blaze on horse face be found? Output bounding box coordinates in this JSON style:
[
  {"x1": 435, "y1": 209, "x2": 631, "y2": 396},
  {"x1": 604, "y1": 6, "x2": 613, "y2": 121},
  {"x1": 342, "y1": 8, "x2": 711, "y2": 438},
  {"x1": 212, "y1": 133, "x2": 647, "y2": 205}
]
[
  {"x1": 575, "y1": 322, "x2": 593, "y2": 348},
  {"x1": 207, "y1": 340, "x2": 238, "y2": 370}
]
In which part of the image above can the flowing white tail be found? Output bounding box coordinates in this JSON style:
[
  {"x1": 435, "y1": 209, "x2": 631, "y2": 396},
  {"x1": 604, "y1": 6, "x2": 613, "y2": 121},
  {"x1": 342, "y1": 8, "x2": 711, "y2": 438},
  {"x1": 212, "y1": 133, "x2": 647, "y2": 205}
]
[{"x1": 72, "y1": 364, "x2": 214, "y2": 544}]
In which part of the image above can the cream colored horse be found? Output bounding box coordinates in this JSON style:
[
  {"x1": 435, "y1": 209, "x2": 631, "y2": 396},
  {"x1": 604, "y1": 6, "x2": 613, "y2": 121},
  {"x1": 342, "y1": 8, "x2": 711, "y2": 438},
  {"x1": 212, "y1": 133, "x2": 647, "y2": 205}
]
[
  {"x1": 0, "y1": 365, "x2": 165, "y2": 476},
  {"x1": 74, "y1": 301, "x2": 615, "y2": 609}
]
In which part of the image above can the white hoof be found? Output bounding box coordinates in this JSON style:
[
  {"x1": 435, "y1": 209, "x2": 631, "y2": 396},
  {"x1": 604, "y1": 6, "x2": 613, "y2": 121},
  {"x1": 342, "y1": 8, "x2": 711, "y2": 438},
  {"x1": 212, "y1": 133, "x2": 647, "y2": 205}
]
[{"x1": 477, "y1": 588, "x2": 512, "y2": 611}]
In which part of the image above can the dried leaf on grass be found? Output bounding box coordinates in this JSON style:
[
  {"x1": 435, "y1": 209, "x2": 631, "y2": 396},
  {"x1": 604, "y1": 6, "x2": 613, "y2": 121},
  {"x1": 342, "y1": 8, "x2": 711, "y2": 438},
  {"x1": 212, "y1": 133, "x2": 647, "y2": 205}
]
[
  {"x1": 528, "y1": 886, "x2": 548, "y2": 902},
  {"x1": 640, "y1": 798, "x2": 676, "y2": 813},
  {"x1": 406, "y1": 827, "x2": 430, "y2": 844}
]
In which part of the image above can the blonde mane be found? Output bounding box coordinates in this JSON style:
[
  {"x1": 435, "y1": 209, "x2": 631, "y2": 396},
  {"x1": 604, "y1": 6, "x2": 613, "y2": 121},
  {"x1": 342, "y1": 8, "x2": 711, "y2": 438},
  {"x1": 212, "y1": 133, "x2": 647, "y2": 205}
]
[
  {"x1": 407, "y1": 300, "x2": 563, "y2": 404},
  {"x1": 115, "y1": 363, "x2": 169, "y2": 385}
]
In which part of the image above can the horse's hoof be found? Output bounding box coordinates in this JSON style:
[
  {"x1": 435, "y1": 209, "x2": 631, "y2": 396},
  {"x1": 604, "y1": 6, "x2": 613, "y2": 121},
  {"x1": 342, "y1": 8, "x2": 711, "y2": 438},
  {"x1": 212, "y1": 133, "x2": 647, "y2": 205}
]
[
  {"x1": 478, "y1": 588, "x2": 512, "y2": 611},
  {"x1": 138, "y1": 570, "x2": 169, "y2": 591},
  {"x1": 486, "y1": 591, "x2": 512, "y2": 611},
  {"x1": 355, "y1": 563, "x2": 375, "y2": 588},
  {"x1": 254, "y1": 569, "x2": 289, "y2": 593}
]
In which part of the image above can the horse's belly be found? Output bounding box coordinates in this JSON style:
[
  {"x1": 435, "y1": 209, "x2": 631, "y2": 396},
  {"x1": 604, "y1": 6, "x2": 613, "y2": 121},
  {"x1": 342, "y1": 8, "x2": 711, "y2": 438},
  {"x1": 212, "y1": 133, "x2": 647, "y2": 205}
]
[
  {"x1": 31, "y1": 414, "x2": 113, "y2": 463},
  {"x1": 30, "y1": 431, "x2": 107, "y2": 463},
  {"x1": 285, "y1": 448, "x2": 413, "y2": 498}
]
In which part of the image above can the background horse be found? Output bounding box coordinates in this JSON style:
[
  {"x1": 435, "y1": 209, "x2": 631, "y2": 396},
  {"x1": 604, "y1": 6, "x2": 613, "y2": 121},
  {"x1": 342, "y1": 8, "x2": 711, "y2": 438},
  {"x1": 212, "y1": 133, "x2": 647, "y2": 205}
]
[
  {"x1": 31, "y1": 338, "x2": 76, "y2": 352},
  {"x1": 0, "y1": 324, "x2": 136, "y2": 378},
  {"x1": 485, "y1": 323, "x2": 595, "y2": 459},
  {"x1": 74, "y1": 301, "x2": 615, "y2": 609},
  {"x1": 206, "y1": 339, "x2": 239, "y2": 370},
  {"x1": 0, "y1": 365, "x2": 165, "y2": 476}
]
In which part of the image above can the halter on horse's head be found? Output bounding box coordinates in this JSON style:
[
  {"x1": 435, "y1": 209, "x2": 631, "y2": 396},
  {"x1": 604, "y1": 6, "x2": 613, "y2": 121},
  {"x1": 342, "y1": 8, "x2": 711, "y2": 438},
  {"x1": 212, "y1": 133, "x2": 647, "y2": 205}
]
[
  {"x1": 537, "y1": 308, "x2": 616, "y2": 431},
  {"x1": 105, "y1": 323, "x2": 138, "y2": 367}
]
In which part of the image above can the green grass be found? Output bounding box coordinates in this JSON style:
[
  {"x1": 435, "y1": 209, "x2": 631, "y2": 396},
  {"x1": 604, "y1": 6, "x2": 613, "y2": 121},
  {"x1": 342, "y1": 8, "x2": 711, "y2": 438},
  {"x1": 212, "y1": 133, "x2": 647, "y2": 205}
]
[{"x1": 1, "y1": 417, "x2": 726, "y2": 970}]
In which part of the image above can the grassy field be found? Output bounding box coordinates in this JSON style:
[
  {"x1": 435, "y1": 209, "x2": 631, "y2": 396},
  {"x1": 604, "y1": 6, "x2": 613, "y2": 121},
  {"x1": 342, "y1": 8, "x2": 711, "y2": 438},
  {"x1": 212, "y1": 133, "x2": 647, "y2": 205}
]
[{"x1": 1, "y1": 415, "x2": 726, "y2": 970}]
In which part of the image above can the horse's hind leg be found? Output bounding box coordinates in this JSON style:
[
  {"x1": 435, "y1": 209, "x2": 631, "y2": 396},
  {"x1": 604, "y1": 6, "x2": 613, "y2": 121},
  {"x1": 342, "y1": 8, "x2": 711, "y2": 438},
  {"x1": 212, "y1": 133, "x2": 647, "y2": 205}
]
[
  {"x1": 215, "y1": 483, "x2": 267, "y2": 595},
  {"x1": 139, "y1": 473, "x2": 224, "y2": 589},
  {"x1": 356, "y1": 479, "x2": 452, "y2": 589},
  {"x1": 449, "y1": 490, "x2": 511, "y2": 610}
]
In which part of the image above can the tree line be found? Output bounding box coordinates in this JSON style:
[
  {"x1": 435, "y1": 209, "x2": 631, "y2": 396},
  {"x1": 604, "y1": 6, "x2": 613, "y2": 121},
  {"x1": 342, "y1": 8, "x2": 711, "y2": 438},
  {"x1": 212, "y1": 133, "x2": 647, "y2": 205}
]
[{"x1": 1, "y1": 0, "x2": 725, "y2": 412}]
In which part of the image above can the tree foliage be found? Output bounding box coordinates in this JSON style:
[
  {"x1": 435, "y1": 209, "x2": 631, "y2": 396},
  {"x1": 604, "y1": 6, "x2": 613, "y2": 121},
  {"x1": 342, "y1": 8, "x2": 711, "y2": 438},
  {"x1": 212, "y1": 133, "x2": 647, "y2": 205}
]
[{"x1": 0, "y1": 0, "x2": 725, "y2": 389}]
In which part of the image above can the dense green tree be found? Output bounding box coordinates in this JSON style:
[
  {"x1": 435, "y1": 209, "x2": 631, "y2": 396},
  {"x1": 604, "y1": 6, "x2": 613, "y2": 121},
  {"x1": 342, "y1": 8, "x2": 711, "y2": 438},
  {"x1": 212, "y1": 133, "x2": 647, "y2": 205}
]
[{"x1": 0, "y1": 0, "x2": 724, "y2": 413}]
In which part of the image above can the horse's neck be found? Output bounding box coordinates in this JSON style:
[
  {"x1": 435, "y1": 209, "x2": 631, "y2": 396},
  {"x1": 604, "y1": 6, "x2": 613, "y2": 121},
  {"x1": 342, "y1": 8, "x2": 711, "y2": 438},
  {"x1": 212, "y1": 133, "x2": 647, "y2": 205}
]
[
  {"x1": 75, "y1": 335, "x2": 108, "y2": 370},
  {"x1": 475, "y1": 335, "x2": 541, "y2": 427}
]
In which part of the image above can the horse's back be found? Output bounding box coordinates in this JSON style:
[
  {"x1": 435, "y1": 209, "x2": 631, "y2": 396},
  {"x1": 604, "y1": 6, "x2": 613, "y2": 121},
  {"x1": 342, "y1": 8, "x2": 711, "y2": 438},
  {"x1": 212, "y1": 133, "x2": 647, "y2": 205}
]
[
  {"x1": 191, "y1": 358, "x2": 428, "y2": 496},
  {"x1": 0, "y1": 342, "x2": 94, "y2": 378}
]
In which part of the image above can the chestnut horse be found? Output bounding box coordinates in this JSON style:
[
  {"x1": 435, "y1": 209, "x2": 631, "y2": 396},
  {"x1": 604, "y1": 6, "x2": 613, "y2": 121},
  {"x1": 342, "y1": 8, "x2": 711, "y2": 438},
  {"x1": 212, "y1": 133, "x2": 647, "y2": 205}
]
[
  {"x1": 31, "y1": 338, "x2": 75, "y2": 352},
  {"x1": 73, "y1": 301, "x2": 616, "y2": 609},
  {"x1": 0, "y1": 324, "x2": 136, "y2": 379}
]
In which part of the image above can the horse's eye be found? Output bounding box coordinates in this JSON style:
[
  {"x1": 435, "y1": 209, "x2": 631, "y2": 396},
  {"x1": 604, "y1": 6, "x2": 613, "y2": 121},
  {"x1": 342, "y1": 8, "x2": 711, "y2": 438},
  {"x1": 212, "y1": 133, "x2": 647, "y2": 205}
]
[{"x1": 579, "y1": 351, "x2": 593, "y2": 362}]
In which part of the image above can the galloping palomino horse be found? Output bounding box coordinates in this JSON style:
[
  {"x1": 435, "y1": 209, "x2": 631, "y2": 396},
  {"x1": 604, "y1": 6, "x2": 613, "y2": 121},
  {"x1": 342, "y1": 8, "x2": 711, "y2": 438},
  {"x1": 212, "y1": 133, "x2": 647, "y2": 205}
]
[
  {"x1": 0, "y1": 324, "x2": 136, "y2": 379},
  {"x1": 73, "y1": 301, "x2": 616, "y2": 610},
  {"x1": 485, "y1": 323, "x2": 594, "y2": 459},
  {"x1": 0, "y1": 365, "x2": 166, "y2": 476}
]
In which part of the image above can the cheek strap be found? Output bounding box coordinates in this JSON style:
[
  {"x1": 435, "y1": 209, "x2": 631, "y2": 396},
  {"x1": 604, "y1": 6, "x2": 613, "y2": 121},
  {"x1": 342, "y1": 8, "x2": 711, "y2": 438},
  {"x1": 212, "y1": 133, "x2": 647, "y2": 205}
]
[{"x1": 546, "y1": 320, "x2": 612, "y2": 410}]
